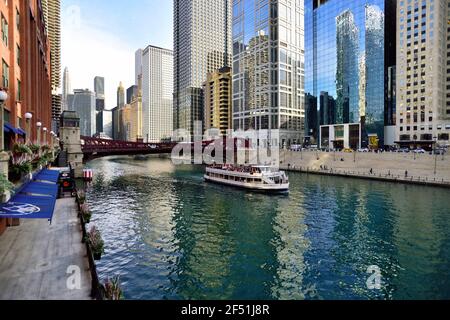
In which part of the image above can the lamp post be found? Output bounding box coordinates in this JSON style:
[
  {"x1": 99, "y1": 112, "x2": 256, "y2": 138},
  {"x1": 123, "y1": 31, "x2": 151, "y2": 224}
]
[
  {"x1": 36, "y1": 122, "x2": 42, "y2": 145},
  {"x1": 43, "y1": 127, "x2": 47, "y2": 145},
  {"x1": 25, "y1": 113, "x2": 33, "y2": 144}
]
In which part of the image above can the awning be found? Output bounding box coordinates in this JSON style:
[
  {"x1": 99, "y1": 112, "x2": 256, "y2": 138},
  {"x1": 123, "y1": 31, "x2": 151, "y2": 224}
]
[
  {"x1": 0, "y1": 195, "x2": 56, "y2": 220},
  {"x1": 4, "y1": 123, "x2": 26, "y2": 136},
  {"x1": 35, "y1": 171, "x2": 60, "y2": 183},
  {"x1": 0, "y1": 169, "x2": 61, "y2": 222},
  {"x1": 21, "y1": 182, "x2": 58, "y2": 198}
]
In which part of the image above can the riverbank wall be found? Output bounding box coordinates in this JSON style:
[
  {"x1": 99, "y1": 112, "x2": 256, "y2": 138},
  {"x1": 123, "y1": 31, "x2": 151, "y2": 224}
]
[{"x1": 280, "y1": 150, "x2": 450, "y2": 188}]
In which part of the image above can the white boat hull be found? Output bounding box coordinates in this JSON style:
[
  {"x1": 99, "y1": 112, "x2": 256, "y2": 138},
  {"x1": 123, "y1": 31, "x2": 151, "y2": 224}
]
[{"x1": 204, "y1": 174, "x2": 290, "y2": 192}]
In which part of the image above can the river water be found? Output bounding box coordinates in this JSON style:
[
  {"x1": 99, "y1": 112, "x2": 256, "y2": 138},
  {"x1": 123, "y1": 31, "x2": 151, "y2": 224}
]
[{"x1": 85, "y1": 156, "x2": 450, "y2": 300}]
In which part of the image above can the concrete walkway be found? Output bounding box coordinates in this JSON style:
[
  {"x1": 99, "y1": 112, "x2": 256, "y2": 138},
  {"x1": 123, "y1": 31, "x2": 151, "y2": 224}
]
[
  {"x1": 0, "y1": 198, "x2": 92, "y2": 300},
  {"x1": 281, "y1": 150, "x2": 450, "y2": 187}
]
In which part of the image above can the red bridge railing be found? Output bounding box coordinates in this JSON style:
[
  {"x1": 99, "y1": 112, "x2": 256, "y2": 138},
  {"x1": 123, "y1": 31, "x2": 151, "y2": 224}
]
[{"x1": 81, "y1": 136, "x2": 177, "y2": 157}]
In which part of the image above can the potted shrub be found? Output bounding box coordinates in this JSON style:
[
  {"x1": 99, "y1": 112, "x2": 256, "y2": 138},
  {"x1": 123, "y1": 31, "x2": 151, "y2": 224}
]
[
  {"x1": 77, "y1": 190, "x2": 86, "y2": 204},
  {"x1": 87, "y1": 226, "x2": 105, "y2": 260},
  {"x1": 0, "y1": 174, "x2": 14, "y2": 203},
  {"x1": 80, "y1": 203, "x2": 92, "y2": 223},
  {"x1": 9, "y1": 158, "x2": 32, "y2": 182},
  {"x1": 100, "y1": 276, "x2": 124, "y2": 300},
  {"x1": 10, "y1": 143, "x2": 33, "y2": 181}
]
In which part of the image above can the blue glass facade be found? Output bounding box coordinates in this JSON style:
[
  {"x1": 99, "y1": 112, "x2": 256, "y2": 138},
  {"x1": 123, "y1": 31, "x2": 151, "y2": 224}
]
[{"x1": 305, "y1": 0, "x2": 395, "y2": 146}]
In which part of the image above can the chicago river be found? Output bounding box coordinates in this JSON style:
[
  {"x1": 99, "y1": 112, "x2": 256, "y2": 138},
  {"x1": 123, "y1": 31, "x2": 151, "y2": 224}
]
[{"x1": 85, "y1": 156, "x2": 450, "y2": 300}]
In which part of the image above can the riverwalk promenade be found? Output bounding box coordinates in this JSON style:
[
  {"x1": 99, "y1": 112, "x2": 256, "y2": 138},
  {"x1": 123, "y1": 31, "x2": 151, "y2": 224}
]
[
  {"x1": 0, "y1": 197, "x2": 91, "y2": 300},
  {"x1": 280, "y1": 150, "x2": 450, "y2": 188}
]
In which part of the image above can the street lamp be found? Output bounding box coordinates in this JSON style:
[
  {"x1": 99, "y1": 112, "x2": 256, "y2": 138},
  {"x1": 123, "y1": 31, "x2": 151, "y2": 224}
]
[
  {"x1": 0, "y1": 90, "x2": 7, "y2": 151},
  {"x1": 36, "y1": 122, "x2": 42, "y2": 145},
  {"x1": 25, "y1": 113, "x2": 33, "y2": 144},
  {"x1": 43, "y1": 127, "x2": 47, "y2": 145}
]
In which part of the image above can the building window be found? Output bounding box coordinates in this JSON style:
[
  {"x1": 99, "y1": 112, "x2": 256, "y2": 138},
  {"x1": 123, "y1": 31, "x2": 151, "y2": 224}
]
[
  {"x1": 17, "y1": 79, "x2": 21, "y2": 101},
  {"x1": 16, "y1": 8, "x2": 19, "y2": 30},
  {"x1": 2, "y1": 59, "x2": 9, "y2": 88},
  {"x1": 1, "y1": 14, "x2": 8, "y2": 47},
  {"x1": 16, "y1": 44, "x2": 20, "y2": 66}
]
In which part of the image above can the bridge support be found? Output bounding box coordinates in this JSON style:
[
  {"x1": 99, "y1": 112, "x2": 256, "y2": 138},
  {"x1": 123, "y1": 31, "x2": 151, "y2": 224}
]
[{"x1": 59, "y1": 111, "x2": 84, "y2": 178}]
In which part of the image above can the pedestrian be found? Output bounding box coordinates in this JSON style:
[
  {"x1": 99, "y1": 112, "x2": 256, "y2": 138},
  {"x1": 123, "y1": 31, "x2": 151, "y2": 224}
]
[
  {"x1": 405, "y1": 170, "x2": 408, "y2": 178},
  {"x1": 370, "y1": 168, "x2": 373, "y2": 175}
]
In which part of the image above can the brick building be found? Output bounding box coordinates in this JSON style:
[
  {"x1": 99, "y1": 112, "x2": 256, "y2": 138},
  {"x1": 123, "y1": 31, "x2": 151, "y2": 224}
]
[{"x1": 1, "y1": 0, "x2": 53, "y2": 235}]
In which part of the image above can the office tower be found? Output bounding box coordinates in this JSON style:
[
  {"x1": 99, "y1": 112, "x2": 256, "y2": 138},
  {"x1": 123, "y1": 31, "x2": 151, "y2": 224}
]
[
  {"x1": 66, "y1": 89, "x2": 96, "y2": 137},
  {"x1": 135, "y1": 49, "x2": 143, "y2": 86},
  {"x1": 173, "y1": 0, "x2": 232, "y2": 135},
  {"x1": 138, "y1": 45, "x2": 173, "y2": 142},
  {"x1": 94, "y1": 76, "x2": 105, "y2": 111},
  {"x1": 62, "y1": 67, "x2": 71, "y2": 111},
  {"x1": 117, "y1": 82, "x2": 125, "y2": 108},
  {"x1": 305, "y1": 0, "x2": 396, "y2": 148},
  {"x1": 320, "y1": 92, "x2": 336, "y2": 126},
  {"x1": 102, "y1": 110, "x2": 113, "y2": 139},
  {"x1": 232, "y1": 0, "x2": 305, "y2": 147},
  {"x1": 396, "y1": 0, "x2": 450, "y2": 148},
  {"x1": 305, "y1": 93, "x2": 318, "y2": 141},
  {"x1": 127, "y1": 85, "x2": 138, "y2": 104},
  {"x1": 112, "y1": 106, "x2": 120, "y2": 140},
  {"x1": 42, "y1": 0, "x2": 62, "y2": 126},
  {"x1": 203, "y1": 67, "x2": 232, "y2": 135},
  {"x1": 336, "y1": 10, "x2": 359, "y2": 124}
]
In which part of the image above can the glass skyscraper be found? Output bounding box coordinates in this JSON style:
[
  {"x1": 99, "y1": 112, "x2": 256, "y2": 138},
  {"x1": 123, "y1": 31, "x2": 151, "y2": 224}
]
[
  {"x1": 232, "y1": 0, "x2": 305, "y2": 146},
  {"x1": 173, "y1": 0, "x2": 232, "y2": 136},
  {"x1": 305, "y1": 0, "x2": 396, "y2": 147}
]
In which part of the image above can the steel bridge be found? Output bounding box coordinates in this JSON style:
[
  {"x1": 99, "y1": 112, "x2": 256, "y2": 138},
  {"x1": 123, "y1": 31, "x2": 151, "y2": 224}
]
[{"x1": 81, "y1": 136, "x2": 178, "y2": 161}]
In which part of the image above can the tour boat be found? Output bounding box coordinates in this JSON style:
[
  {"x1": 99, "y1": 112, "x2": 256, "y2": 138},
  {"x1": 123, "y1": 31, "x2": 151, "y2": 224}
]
[{"x1": 204, "y1": 165, "x2": 290, "y2": 193}]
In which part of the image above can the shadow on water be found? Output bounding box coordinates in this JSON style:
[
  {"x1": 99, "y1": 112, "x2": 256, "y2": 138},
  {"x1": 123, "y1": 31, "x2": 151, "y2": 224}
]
[{"x1": 84, "y1": 156, "x2": 450, "y2": 300}]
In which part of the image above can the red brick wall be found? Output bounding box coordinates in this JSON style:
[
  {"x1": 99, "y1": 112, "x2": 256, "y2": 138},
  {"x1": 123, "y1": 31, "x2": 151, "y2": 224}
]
[{"x1": 0, "y1": 0, "x2": 53, "y2": 236}]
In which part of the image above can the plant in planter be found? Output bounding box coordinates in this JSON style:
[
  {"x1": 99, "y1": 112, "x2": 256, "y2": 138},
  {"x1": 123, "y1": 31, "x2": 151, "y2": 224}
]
[
  {"x1": 80, "y1": 203, "x2": 92, "y2": 223},
  {"x1": 87, "y1": 226, "x2": 105, "y2": 260},
  {"x1": 0, "y1": 174, "x2": 14, "y2": 202},
  {"x1": 77, "y1": 190, "x2": 86, "y2": 204},
  {"x1": 9, "y1": 156, "x2": 32, "y2": 181},
  {"x1": 12, "y1": 143, "x2": 32, "y2": 156},
  {"x1": 28, "y1": 144, "x2": 41, "y2": 154},
  {"x1": 100, "y1": 276, "x2": 124, "y2": 300}
]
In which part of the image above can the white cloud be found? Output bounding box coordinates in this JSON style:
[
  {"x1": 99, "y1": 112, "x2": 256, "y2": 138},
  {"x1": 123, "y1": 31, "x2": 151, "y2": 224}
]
[{"x1": 61, "y1": 7, "x2": 135, "y2": 109}]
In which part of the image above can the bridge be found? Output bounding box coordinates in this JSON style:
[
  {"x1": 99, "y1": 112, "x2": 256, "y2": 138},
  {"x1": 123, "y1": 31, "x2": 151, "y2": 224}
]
[
  {"x1": 80, "y1": 136, "x2": 247, "y2": 162},
  {"x1": 81, "y1": 136, "x2": 178, "y2": 161}
]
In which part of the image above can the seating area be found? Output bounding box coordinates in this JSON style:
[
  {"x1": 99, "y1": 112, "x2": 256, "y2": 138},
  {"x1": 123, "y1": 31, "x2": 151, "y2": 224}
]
[{"x1": 0, "y1": 169, "x2": 60, "y2": 223}]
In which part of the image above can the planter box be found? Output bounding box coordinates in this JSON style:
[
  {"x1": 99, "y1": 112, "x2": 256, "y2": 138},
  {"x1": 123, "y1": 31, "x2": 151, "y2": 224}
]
[{"x1": 7, "y1": 218, "x2": 20, "y2": 227}]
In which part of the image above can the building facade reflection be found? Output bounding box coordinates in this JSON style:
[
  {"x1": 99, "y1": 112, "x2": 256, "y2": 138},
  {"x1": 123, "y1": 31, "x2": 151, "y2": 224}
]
[{"x1": 305, "y1": 0, "x2": 396, "y2": 148}]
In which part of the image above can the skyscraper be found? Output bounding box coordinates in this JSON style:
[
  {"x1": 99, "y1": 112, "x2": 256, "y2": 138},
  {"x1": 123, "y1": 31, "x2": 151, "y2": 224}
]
[
  {"x1": 305, "y1": 0, "x2": 396, "y2": 148},
  {"x1": 138, "y1": 45, "x2": 173, "y2": 142},
  {"x1": 62, "y1": 67, "x2": 71, "y2": 111},
  {"x1": 42, "y1": 0, "x2": 62, "y2": 127},
  {"x1": 67, "y1": 89, "x2": 96, "y2": 137},
  {"x1": 117, "y1": 82, "x2": 125, "y2": 109},
  {"x1": 396, "y1": 0, "x2": 450, "y2": 149},
  {"x1": 232, "y1": 0, "x2": 305, "y2": 146},
  {"x1": 127, "y1": 85, "x2": 138, "y2": 105},
  {"x1": 173, "y1": 0, "x2": 232, "y2": 135},
  {"x1": 94, "y1": 76, "x2": 105, "y2": 110},
  {"x1": 203, "y1": 67, "x2": 232, "y2": 135}
]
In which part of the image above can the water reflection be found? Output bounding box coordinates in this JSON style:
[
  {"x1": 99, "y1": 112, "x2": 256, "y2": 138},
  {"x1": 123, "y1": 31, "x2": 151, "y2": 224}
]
[{"x1": 85, "y1": 157, "x2": 450, "y2": 300}]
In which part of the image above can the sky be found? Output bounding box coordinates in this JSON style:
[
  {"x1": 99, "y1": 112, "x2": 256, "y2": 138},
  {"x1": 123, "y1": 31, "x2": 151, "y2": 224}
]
[{"x1": 61, "y1": 0, "x2": 173, "y2": 109}]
